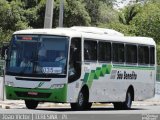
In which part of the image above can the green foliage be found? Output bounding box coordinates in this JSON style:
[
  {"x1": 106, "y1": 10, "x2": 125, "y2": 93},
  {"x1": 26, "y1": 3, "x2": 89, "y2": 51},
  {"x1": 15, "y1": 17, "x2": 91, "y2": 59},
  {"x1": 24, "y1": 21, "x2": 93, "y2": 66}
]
[
  {"x1": 0, "y1": 0, "x2": 29, "y2": 42},
  {"x1": 106, "y1": 0, "x2": 116, "y2": 7},
  {"x1": 0, "y1": 27, "x2": 12, "y2": 46},
  {"x1": 83, "y1": 0, "x2": 101, "y2": 25},
  {"x1": 119, "y1": 4, "x2": 140, "y2": 25},
  {"x1": 105, "y1": 1, "x2": 160, "y2": 64},
  {"x1": 98, "y1": 2, "x2": 119, "y2": 24},
  {"x1": 0, "y1": 0, "x2": 117, "y2": 39},
  {"x1": 129, "y1": 2, "x2": 160, "y2": 64},
  {"x1": 83, "y1": 0, "x2": 117, "y2": 25},
  {"x1": 131, "y1": 2, "x2": 160, "y2": 43},
  {"x1": 0, "y1": 1, "x2": 28, "y2": 31},
  {"x1": 157, "y1": 45, "x2": 160, "y2": 65},
  {"x1": 24, "y1": 1, "x2": 45, "y2": 28},
  {"x1": 63, "y1": 0, "x2": 91, "y2": 27},
  {"x1": 101, "y1": 22, "x2": 136, "y2": 36}
]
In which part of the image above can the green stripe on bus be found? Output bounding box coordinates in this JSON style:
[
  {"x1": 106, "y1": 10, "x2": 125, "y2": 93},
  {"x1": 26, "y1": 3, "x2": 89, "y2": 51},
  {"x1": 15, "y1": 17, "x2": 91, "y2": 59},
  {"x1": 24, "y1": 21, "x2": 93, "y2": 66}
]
[
  {"x1": 83, "y1": 64, "x2": 112, "y2": 88},
  {"x1": 113, "y1": 65, "x2": 155, "y2": 70},
  {"x1": 95, "y1": 67, "x2": 101, "y2": 79}
]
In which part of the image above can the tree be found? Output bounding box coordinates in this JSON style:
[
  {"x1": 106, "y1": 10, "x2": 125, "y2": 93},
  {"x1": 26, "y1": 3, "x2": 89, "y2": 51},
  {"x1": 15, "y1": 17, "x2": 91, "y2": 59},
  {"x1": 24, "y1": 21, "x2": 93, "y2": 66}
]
[
  {"x1": 63, "y1": 0, "x2": 91, "y2": 27},
  {"x1": 84, "y1": 0, "x2": 117, "y2": 25},
  {"x1": 97, "y1": 1, "x2": 118, "y2": 24},
  {"x1": 0, "y1": 0, "x2": 29, "y2": 31},
  {"x1": 130, "y1": 2, "x2": 160, "y2": 64},
  {"x1": 24, "y1": 0, "x2": 46, "y2": 28},
  {"x1": 131, "y1": 2, "x2": 160, "y2": 43},
  {"x1": 106, "y1": 0, "x2": 116, "y2": 7},
  {"x1": 23, "y1": 0, "x2": 91, "y2": 28},
  {"x1": 0, "y1": 0, "x2": 29, "y2": 42},
  {"x1": 119, "y1": 4, "x2": 140, "y2": 25}
]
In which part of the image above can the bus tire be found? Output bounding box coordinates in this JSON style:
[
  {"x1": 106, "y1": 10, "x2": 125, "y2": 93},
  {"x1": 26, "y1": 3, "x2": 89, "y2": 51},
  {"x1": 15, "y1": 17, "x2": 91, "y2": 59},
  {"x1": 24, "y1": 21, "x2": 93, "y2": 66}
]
[
  {"x1": 70, "y1": 89, "x2": 89, "y2": 110},
  {"x1": 25, "y1": 100, "x2": 39, "y2": 109},
  {"x1": 113, "y1": 90, "x2": 132, "y2": 110},
  {"x1": 85, "y1": 102, "x2": 92, "y2": 109},
  {"x1": 122, "y1": 90, "x2": 132, "y2": 109},
  {"x1": 113, "y1": 102, "x2": 123, "y2": 110}
]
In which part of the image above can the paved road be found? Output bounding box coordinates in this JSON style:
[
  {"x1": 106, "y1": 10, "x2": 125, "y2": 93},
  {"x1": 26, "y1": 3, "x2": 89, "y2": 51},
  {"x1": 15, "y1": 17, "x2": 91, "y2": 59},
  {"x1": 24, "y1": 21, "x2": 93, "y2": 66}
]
[
  {"x1": 0, "y1": 105, "x2": 160, "y2": 114},
  {"x1": 0, "y1": 105, "x2": 160, "y2": 120}
]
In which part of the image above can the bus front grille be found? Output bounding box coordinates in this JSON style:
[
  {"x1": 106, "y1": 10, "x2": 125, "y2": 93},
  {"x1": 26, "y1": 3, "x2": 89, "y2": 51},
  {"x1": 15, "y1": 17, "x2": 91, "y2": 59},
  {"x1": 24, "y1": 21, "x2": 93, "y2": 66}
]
[{"x1": 15, "y1": 91, "x2": 51, "y2": 98}]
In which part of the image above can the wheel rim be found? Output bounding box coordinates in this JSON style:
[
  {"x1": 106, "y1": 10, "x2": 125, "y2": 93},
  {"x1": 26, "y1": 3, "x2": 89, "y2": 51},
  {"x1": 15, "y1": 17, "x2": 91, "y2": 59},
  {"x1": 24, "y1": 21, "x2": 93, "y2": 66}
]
[
  {"x1": 78, "y1": 92, "x2": 84, "y2": 106},
  {"x1": 126, "y1": 92, "x2": 132, "y2": 108}
]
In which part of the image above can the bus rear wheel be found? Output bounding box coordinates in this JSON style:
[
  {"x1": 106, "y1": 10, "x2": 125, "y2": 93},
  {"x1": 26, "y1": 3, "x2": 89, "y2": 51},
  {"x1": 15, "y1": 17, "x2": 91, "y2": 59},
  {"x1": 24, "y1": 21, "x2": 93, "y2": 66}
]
[
  {"x1": 70, "y1": 89, "x2": 91, "y2": 110},
  {"x1": 25, "y1": 100, "x2": 39, "y2": 109},
  {"x1": 113, "y1": 102, "x2": 123, "y2": 110},
  {"x1": 85, "y1": 102, "x2": 92, "y2": 109},
  {"x1": 113, "y1": 90, "x2": 132, "y2": 110},
  {"x1": 123, "y1": 90, "x2": 132, "y2": 109}
]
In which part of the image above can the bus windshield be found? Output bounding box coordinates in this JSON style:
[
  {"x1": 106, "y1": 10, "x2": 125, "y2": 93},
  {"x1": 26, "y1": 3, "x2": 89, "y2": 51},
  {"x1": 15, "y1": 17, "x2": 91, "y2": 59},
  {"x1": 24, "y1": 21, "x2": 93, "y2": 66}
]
[{"x1": 6, "y1": 35, "x2": 69, "y2": 77}]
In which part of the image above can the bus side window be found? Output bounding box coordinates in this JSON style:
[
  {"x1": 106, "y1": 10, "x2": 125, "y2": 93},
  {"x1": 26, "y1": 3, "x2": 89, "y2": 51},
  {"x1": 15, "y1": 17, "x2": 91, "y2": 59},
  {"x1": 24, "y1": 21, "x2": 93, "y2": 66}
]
[
  {"x1": 126, "y1": 44, "x2": 137, "y2": 64},
  {"x1": 68, "y1": 38, "x2": 81, "y2": 83},
  {"x1": 150, "y1": 47, "x2": 155, "y2": 65},
  {"x1": 112, "y1": 43, "x2": 124, "y2": 63},
  {"x1": 98, "y1": 42, "x2": 111, "y2": 62},
  {"x1": 84, "y1": 48, "x2": 90, "y2": 60},
  {"x1": 84, "y1": 40, "x2": 97, "y2": 61},
  {"x1": 138, "y1": 46, "x2": 149, "y2": 65}
]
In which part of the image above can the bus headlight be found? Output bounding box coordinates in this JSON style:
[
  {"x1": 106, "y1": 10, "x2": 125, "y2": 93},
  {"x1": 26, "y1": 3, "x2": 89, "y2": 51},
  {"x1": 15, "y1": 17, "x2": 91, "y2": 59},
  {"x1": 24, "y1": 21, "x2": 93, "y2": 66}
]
[
  {"x1": 6, "y1": 81, "x2": 15, "y2": 87},
  {"x1": 50, "y1": 84, "x2": 64, "y2": 89}
]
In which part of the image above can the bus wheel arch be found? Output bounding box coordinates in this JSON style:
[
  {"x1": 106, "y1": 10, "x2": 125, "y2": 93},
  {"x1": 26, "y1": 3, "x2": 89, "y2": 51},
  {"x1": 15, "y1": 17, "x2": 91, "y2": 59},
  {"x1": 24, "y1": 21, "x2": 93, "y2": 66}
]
[
  {"x1": 123, "y1": 85, "x2": 134, "y2": 109},
  {"x1": 81, "y1": 85, "x2": 92, "y2": 109},
  {"x1": 81, "y1": 85, "x2": 89, "y2": 101},
  {"x1": 70, "y1": 84, "x2": 92, "y2": 110},
  {"x1": 113, "y1": 85, "x2": 134, "y2": 110}
]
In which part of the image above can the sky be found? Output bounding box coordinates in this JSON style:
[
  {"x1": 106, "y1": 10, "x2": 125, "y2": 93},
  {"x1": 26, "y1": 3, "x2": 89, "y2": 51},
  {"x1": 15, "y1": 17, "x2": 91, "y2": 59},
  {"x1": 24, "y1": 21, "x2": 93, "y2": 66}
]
[{"x1": 114, "y1": 0, "x2": 135, "y2": 9}]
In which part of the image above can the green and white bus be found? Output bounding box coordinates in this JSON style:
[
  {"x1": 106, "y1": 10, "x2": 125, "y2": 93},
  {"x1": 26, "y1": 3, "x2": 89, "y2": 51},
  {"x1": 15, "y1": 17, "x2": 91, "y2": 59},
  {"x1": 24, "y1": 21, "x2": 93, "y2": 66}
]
[{"x1": 5, "y1": 26, "x2": 156, "y2": 110}]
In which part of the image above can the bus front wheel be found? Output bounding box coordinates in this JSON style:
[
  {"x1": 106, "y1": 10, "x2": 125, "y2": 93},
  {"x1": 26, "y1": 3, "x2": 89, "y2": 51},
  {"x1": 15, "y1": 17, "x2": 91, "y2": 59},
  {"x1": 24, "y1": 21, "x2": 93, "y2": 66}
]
[
  {"x1": 25, "y1": 100, "x2": 39, "y2": 109},
  {"x1": 70, "y1": 89, "x2": 91, "y2": 110}
]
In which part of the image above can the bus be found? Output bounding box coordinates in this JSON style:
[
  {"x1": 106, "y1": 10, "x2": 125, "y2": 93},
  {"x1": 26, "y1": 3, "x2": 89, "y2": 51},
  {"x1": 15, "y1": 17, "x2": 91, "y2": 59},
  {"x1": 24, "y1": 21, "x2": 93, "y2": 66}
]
[{"x1": 4, "y1": 26, "x2": 156, "y2": 110}]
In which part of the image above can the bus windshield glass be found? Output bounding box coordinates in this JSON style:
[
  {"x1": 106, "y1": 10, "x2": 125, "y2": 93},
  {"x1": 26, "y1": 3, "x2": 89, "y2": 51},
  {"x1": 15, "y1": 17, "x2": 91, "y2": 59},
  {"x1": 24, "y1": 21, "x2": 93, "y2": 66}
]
[{"x1": 6, "y1": 35, "x2": 69, "y2": 77}]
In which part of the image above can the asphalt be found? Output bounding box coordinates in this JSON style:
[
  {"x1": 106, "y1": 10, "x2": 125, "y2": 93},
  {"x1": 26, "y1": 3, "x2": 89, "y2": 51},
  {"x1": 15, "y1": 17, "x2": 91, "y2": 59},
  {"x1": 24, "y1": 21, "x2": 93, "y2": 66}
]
[{"x1": 0, "y1": 95, "x2": 160, "y2": 109}]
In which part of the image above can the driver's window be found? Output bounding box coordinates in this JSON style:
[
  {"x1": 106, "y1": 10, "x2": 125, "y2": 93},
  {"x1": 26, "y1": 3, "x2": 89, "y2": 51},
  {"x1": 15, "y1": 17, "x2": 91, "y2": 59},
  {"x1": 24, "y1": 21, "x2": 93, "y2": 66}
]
[{"x1": 68, "y1": 38, "x2": 81, "y2": 83}]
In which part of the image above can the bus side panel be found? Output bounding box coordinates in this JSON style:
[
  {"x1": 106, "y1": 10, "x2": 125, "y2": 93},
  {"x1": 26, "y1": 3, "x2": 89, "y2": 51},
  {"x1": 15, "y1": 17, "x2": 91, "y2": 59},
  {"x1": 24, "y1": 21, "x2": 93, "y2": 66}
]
[
  {"x1": 80, "y1": 63, "x2": 155, "y2": 103},
  {"x1": 133, "y1": 70, "x2": 155, "y2": 101},
  {"x1": 66, "y1": 80, "x2": 83, "y2": 103}
]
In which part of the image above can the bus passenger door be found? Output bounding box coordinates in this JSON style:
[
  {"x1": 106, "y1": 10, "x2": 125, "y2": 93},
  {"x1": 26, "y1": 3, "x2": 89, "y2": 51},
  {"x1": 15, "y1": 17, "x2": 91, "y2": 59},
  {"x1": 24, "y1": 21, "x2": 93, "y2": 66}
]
[{"x1": 68, "y1": 38, "x2": 81, "y2": 83}]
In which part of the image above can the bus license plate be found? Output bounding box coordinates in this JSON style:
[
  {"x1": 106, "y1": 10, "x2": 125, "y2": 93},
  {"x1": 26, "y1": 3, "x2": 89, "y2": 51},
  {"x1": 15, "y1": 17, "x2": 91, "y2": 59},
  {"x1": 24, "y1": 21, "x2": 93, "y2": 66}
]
[{"x1": 28, "y1": 92, "x2": 38, "y2": 96}]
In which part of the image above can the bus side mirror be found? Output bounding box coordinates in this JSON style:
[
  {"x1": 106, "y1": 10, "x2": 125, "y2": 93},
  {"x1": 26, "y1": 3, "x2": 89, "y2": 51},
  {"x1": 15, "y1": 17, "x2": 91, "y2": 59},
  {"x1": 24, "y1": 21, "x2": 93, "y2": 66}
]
[
  {"x1": 1, "y1": 45, "x2": 8, "y2": 60},
  {"x1": 4, "y1": 49, "x2": 8, "y2": 60}
]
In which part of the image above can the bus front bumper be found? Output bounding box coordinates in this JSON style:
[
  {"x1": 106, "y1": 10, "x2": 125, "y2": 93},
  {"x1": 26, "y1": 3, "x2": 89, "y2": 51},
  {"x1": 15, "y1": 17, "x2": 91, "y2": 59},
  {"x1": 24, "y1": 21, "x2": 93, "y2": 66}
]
[{"x1": 5, "y1": 85, "x2": 67, "y2": 102}]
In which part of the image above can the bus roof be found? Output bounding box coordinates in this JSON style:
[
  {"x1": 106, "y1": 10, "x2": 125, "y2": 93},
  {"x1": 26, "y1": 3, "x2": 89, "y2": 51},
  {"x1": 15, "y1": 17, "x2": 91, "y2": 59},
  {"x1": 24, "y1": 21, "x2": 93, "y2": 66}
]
[{"x1": 13, "y1": 27, "x2": 156, "y2": 46}]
